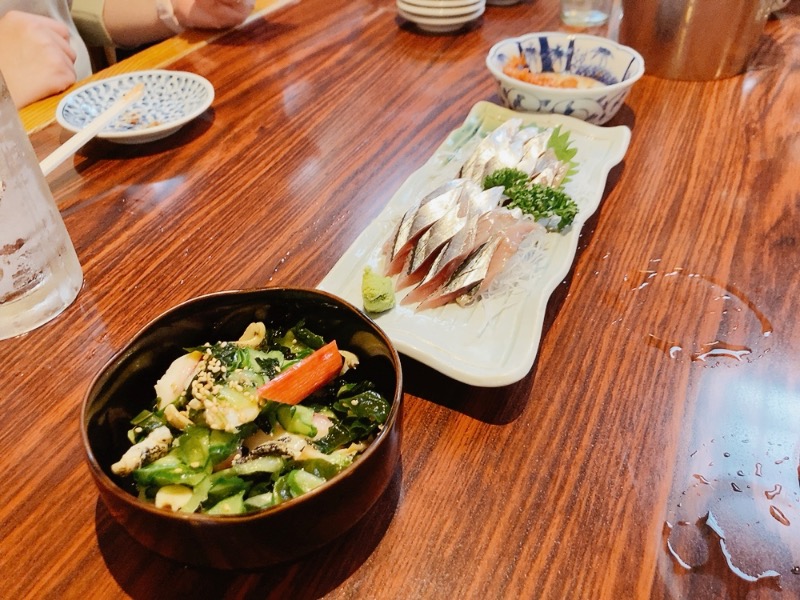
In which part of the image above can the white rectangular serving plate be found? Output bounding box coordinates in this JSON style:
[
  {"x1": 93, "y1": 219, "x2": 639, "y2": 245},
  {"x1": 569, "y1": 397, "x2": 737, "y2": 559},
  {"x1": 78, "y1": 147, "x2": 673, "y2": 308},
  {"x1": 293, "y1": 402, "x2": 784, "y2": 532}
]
[{"x1": 318, "y1": 101, "x2": 631, "y2": 387}]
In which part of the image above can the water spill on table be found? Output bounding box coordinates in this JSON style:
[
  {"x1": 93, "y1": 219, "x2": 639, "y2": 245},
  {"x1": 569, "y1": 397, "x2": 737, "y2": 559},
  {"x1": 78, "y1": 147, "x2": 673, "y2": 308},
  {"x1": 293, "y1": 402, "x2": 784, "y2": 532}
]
[
  {"x1": 661, "y1": 431, "x2": 800, "y2": 595},
  {"x1": 615, "y1": 261, "x2": 774, "y2": 367},
  {"x1": 594, "y1": 256, "x2": 798, "y2": 594}
]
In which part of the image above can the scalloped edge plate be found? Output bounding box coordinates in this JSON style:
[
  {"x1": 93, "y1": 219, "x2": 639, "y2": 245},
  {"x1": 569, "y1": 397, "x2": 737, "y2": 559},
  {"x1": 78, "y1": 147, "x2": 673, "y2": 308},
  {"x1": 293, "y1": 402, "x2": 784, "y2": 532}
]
[
  {"x1": 318, "y1": 101, "x2": 630, "y2": 387},
  {"x1": 56, "y1": 70, "x2": 214, "y2": 144}
]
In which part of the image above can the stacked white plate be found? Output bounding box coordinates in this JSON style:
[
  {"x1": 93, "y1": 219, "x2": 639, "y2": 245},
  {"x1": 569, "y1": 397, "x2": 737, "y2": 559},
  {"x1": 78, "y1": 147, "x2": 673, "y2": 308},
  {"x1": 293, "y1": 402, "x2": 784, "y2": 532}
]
[{"x1": 397, "y1": 0, "x2": 486, "y2": 33}]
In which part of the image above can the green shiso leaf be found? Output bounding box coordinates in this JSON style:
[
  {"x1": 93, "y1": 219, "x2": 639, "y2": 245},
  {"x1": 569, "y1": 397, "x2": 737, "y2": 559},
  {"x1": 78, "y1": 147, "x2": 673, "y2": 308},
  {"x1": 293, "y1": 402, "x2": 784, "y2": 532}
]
[{"x1": 546, "y1": 125, "x2": 579, "y2": 185}]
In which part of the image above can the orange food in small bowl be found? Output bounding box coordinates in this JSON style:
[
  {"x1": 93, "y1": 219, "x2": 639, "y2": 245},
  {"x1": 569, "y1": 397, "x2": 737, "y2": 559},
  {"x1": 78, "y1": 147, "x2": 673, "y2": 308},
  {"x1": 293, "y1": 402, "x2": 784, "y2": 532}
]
[
  {"x1": 486, "y1": 32, "x2": 645, "y2": 124},
  {"x1": 502, "y1": 55, "x2": 603, "y2": 89}
]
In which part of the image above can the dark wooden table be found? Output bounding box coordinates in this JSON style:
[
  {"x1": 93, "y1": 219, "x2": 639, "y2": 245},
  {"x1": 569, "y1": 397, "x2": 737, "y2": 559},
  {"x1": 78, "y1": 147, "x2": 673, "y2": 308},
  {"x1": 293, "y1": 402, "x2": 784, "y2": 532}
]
[{"x1": 3, "y1": 1, "x2": 799, "y2": 598}]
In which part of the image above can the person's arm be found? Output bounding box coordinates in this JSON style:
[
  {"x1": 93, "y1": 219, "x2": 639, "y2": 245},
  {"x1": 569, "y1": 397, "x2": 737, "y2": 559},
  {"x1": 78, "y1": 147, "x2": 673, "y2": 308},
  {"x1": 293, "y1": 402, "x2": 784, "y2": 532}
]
[
  {"x1": 0, "y1": 11, "x2": 77, "y2": 108},
  {"x1": 98, "y1": 0, "x2": 254, "y2": 48}
]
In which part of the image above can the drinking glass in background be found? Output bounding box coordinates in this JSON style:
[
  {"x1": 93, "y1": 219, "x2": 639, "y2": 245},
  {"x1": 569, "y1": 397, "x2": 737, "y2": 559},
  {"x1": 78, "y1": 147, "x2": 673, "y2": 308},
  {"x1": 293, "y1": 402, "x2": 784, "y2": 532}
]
[
  {"x1": 560, "y1": 0, "x2": 611, "y2": 27},
  {"x1": 0, "y1": 73, "x2": 83, "y2": 340}
]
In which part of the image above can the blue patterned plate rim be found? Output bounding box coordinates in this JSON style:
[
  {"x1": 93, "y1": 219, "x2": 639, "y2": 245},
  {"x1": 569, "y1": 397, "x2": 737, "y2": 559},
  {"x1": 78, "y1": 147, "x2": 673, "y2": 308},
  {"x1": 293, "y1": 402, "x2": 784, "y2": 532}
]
[{"x1": 55, "y1": 70, "x2": 214, "y2": 140}]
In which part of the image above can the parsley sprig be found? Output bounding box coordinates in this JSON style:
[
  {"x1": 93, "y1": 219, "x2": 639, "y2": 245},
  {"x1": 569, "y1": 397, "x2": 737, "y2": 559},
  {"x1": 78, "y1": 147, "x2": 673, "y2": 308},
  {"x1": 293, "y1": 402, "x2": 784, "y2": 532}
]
[
  {"x1": 483, "y1": 168, "x2": 578, "y2": 232},
  {"x1": 479, "y1": 125, "x2": 580, "y2": 231}
]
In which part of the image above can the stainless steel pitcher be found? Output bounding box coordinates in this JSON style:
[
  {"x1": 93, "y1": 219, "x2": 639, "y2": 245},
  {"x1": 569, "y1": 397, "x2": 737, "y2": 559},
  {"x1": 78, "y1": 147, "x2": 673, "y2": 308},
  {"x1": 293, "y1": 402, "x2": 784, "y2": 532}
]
[{"x1": 618, "y1": 0, "x2": 772, "y2": 80}]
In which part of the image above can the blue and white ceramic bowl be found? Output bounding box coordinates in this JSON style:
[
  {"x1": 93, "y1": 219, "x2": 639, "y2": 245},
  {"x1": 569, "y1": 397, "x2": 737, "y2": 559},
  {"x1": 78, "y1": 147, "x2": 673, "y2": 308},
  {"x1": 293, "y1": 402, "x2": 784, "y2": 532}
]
[
  {"x1": 56, "y1": 70, "x2": 214, "y2": 144},
  {"x1": 486, "y1": 32, "x2": 645, "y2": 125}
]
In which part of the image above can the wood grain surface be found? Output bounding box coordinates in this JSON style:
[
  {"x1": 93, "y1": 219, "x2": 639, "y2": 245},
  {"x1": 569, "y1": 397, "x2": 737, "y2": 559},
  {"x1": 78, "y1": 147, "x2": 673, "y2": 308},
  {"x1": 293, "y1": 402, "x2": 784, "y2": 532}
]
[
  {"x1": 18, "y1": 0, "x2": 293, "y2": 133},
  {"x1": 2, "y1": 1, "x2": 799, "y2": 598}
]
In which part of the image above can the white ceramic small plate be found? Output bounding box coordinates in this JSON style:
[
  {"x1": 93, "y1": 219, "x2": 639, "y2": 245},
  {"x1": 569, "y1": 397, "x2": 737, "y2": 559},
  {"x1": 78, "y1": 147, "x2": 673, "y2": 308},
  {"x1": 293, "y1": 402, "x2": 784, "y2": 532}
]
[
  {"x1": 401, "y1": 0, "x2": 483, "y2": 8},
  {"x1": 56, "y1": 70, "x2": 214, "y2": 144},
  {"x1": 397, "y1": 5, "x2": 485, "y2": 31},
  {"x1": 397, "y1": 0, "x2": 483, "y2": 17}
]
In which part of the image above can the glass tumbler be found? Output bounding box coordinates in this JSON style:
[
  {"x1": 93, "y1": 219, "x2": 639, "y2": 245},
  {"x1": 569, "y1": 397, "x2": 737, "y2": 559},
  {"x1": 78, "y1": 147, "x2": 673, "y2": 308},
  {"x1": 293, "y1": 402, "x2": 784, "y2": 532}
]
[
  {"x1": 560, "y1": 0, "x2": 611, "y2": 27},
  {"x1": 0, "y1": 72, "x2": 83, "y2": 340}
]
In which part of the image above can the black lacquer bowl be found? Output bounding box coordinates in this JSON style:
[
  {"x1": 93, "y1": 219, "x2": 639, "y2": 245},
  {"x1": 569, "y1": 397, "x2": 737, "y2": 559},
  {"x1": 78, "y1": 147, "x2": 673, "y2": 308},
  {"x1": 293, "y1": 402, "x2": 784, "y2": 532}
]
[{"x1": 81, "y1": 288, "x2": 403, "y2": 569}]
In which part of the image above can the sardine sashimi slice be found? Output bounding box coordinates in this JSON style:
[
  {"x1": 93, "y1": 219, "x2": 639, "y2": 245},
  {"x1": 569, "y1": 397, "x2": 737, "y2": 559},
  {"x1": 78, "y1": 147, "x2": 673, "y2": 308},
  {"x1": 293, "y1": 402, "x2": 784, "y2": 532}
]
[
  {"x1": 400, "y1": 240, "x2": 456, "y2": 305},
  {"x1": 425, "y1": 205, "x2": 518, "y2": 286},
  {"x1": 459, "y1": 118, "x2": 523, "y2": 183},
  {"x1": 483, "y1": 125, "x2": 547, "y2": 178},
  {"x1": 416, "y1": 236, "x2": 503, "y2": 311},
  {"x1": 474, "y1": 207, "x2": 525, "y2": 243},
  {"x1": 530, "y1": 148, "x2": 570, "y2": 189},
  {"x1": 461, "y1": 121, "x2": 565, "y2": 185},
  {"x1": 396, "y1": 200, "x2": 466, "y2": 289},
  {"x1": 384, "y1": 181, "x2": 465, "y2": 275},
  {"x1": 416, "y1": 218, "x2": 541, "y2": 311},
  {"x1": 482, "y1": 143, "x2": 523, "y2": 182},
  {"x1": 401, "y1": 187, "x2": 505, "y2": 304},
  {"x1": 455, "y1": 220, "x2": 541, "y2": 307},
  {"x1": 383, "y1": 205, "x2": 415, "y2": 267},
  {"x1": 515, "y1": 130, "x2": 552, "y2": 177},
  {"x1": 472, "y1": 185, "x2": 506, "y2": 215}
]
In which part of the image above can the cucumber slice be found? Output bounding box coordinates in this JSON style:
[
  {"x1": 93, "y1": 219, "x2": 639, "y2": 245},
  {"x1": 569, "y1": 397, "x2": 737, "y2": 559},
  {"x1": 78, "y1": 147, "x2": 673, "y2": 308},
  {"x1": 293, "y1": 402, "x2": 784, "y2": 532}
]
[
  {"x1": 286, "y1": 469, "x2": 326, "y2": 497},
  {"x1": 232, "y1": 455, "x2": 285, "y2": 476},
  {"x1": 276, "y1": 404, "x2": 317, "y2": 437},
  {"x1": 244, "y1": 492, "x2": 275, "y2": 511},
  {"x1": 207, "y1": 491, "x2": 246, "y2": 515},
  {"x1": 179, "y1": 476, "x2": 212, "y2": 513}
]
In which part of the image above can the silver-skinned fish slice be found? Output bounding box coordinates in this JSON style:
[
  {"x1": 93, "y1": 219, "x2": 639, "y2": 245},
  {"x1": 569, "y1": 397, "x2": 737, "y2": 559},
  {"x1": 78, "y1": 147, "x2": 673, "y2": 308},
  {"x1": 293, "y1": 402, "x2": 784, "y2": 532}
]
[
  {"x1": 459, "y1": 118, "x2": 523, "y2": 183},
  {"x1": 482, "y1": 125, "x2": 546, "y2": 180},
  {"x1": 384, "y1": 181, "x2": 465, "y2": 275},
  {"x1": 416, "y1": 219, "x2": 540, "y2": 311},
  {"x1": 455, "y1": 220, "x2": 540, "y2": 307},
  {"x1": 530, "y1": 148, "x2": 570, "y2": 189},
  {"x1": 515, "y1": 130, "x2": 552, "y2": 177},
  {"x1": 396, "y1": 200, "x2": 466, "y2": 289},
  {"x1": 416, "y1": 236, "x2": 503, "y2": 311},
  {"x1": 401, "y1": 191, "x2": 508, "y2": 305}
]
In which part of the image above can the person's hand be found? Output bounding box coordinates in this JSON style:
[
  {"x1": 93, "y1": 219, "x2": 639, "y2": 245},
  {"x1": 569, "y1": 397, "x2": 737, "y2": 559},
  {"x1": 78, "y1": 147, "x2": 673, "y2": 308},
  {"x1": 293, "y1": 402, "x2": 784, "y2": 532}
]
[
  {"x1": 172, "y1": 0, "x2": 255, "y2": 30},
  {"x1": 0, "y1": 11, "x2": 77, "y2": 108}
]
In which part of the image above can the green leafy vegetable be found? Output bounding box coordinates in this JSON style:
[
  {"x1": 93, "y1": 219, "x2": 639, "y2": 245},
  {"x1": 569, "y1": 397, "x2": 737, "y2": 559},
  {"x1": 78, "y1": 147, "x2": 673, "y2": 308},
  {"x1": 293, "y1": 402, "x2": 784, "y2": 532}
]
[
  {"x1": 483, "y1": 167, "x2": 579, "y2": 231},
  {"x1": 482, "y1": 168, "x2": 528, "y2": 191},
  {"x1": 314, "y1": 384, "x2": 390, "y2": 453},
  {"x1": 133, "y1": 451, "x2": 209, "y2": 488},
  {"x1": 504, "y1": 182, "x2": 578, "y2": 231},
  {"x1": 128, "y1": 409, "x2": 167, "y2": 443},
  {"x1": 547, "y1": 125, "x2": 579, "y2": 185}
]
